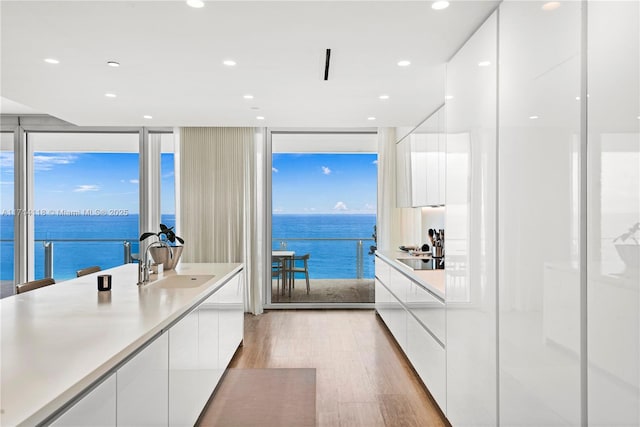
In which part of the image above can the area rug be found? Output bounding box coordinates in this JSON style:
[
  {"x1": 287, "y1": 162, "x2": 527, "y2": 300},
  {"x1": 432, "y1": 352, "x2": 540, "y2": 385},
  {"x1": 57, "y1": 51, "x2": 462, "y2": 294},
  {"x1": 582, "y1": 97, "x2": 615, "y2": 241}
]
[{"x1": 198, "y1": 368, "x2": 316, "y2": 427}]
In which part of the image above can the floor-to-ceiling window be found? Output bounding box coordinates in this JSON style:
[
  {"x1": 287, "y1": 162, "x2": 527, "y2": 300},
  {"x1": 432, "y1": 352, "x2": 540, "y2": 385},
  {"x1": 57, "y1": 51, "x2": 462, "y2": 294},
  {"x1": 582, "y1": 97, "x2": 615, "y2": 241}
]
[
  {"x1": 268, "y1": 132, "x2": 377, "y2": 306},
  {"x1": 30, "y1": 132, "x2": 140, "y2": 280},
  {"x1": 0, "y1": 117, "x2": 174, "y2": 297},
  {"x1": 0, "y1": 131, "x2": 14, "y2": 298}
]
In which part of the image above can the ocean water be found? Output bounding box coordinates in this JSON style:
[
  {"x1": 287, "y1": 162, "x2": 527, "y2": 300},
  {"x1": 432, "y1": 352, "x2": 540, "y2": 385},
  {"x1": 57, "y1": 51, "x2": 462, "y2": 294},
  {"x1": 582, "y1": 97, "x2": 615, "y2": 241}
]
[
  {"x1": 272, "y1": 214, "x2": 376, "y2": 279},
  {"x1": 0, "y1": 213, "x2": 376, "y2": 281}
]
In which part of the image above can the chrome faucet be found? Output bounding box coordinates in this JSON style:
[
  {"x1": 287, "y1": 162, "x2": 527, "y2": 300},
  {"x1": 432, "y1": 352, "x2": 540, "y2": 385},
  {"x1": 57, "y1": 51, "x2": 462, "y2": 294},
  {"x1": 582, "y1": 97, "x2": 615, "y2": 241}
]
[{"x1": 137, "y1": 240, "x2": 172, "y2": 286}]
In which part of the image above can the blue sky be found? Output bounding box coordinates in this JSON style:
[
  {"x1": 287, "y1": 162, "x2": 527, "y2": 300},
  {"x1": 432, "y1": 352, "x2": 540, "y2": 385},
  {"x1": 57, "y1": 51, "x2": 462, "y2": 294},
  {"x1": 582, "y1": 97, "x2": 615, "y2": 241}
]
[
  {"x1": 272, "y1": 153, "x2": 378, "y2": 214},
  {"x1": 1, "y1": 151, "x2": 378, "y2": 216},
  {"x1": 0, "y1": 152, "x2": 175, "y2": 214}
]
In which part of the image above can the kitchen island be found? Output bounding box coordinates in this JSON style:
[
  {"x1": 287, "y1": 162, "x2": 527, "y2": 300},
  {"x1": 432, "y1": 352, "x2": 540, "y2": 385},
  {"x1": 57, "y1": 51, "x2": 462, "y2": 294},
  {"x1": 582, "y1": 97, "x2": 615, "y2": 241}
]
[{"x1": 0, "y1": 262, "x2": 243, "y2": 426}]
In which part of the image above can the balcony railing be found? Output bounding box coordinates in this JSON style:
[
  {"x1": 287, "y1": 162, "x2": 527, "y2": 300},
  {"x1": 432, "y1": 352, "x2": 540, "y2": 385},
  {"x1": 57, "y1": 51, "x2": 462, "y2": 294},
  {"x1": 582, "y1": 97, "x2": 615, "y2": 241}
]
[
  {"x1": 272, "y1": 237, "x2": 375, "y2": 279},
  {"x1": 2, "y1": 237, "x2": 377, "y2": 282},
  {"x1": 0, "y1": 238, "x2": 139, "y2": 281}
]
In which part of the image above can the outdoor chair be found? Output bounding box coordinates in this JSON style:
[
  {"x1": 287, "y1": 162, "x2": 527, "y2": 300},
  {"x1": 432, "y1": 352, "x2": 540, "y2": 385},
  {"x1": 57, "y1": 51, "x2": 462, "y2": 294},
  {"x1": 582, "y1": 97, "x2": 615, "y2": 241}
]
[
  {"x1": 272, "y1": 256, "x2": 285, "y2": 296},
  {"x1": 291, "y1": 254, "x2": 311, "y2": 294}
]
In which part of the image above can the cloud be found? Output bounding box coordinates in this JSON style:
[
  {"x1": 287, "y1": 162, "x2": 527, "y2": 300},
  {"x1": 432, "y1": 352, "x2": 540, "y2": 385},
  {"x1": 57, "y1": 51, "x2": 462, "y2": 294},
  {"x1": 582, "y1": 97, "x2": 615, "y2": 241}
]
[
  {"x1": 272, "y1": 167, "x2": 279, "y2": 173},
  {"x1": 0, "y1": 180, "x2": 14, "y2": 185},
  {"x1": 364, "y1": 203, "x2": 375, "y2": 210},
  {"x1": 73, "y1": 184, "x2": 100, "y2": 193},
  {"x1": 333, "y1": 201, "x2": 348, "y2": 211},
  {"x1": 322, "y1": 166, "x2": 331, "y2": 175},
  {"x1": 372, "y1": 160, "x2": 378, "y2": 165},
  {"x1": 34, "y1": 154, "x2": 78, "y2": 171},
  {"x1": 129, "y1": 179, "x2": 139, "y2": 184},
  {"x1": 303, "y1": 207, "x2": 317, "y2": 212},
  {"x1": 0, "y1": 152, "x2": 14, "y2": 170}
]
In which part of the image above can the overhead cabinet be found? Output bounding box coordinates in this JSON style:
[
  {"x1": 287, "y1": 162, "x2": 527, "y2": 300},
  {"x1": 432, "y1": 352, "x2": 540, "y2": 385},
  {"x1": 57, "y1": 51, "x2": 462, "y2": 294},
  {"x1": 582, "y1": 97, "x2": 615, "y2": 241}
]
[{"x1": 396, "y1": 106, "x2": 446, "y2": 207}]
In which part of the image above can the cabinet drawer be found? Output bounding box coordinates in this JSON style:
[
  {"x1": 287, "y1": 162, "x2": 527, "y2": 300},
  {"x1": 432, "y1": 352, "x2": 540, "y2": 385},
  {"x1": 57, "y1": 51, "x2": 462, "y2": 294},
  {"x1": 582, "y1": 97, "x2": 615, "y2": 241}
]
[
  {"x1": 375, "y1": 279, "x2": 407, "y2": 351},
  {"x1": 406, "y1": 280, "x2": 445, "y2": 343},
  {"x1": 375, "y1": 256, "x2": 391, "y2": 286},
  {"x1": 387, "y1": 265, "x2": 409, "y2": 302},
  {"x1": 407, "y1": 314, "x2": 446, "y2": 413}
]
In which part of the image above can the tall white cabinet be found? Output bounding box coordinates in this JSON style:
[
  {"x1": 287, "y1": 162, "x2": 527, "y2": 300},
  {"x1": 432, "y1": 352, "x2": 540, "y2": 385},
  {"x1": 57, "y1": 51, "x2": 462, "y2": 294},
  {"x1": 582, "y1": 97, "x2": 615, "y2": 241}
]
[
  {"x1": 587, "y1": 2, "x2": 639, "y2": 425},
  {"x1": 498, "y1": 2, "x2": 583, "y2": 424},
  {"x1": 444, "y1": 11, "x2": 497, "y2": 427},
  {"x1": 441, "y1": 1, "x2": 639, "y2": 426}
]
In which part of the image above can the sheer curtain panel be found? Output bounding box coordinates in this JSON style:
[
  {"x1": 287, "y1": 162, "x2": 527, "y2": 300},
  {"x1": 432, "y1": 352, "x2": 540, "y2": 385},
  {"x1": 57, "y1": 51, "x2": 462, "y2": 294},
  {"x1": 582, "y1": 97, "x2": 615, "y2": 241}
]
[{"x1": 179, "y1": 127, "x2": 262, "y2": 314}]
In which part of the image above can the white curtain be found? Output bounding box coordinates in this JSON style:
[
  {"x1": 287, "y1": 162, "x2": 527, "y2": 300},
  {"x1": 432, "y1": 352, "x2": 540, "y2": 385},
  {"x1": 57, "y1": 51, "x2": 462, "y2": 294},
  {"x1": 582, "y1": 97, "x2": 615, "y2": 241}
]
[
  {"x1": 178, "y1": 127, "x2": 263, "y2": 314},
  {"x1": 377, "y1": 128, "x2": 399, "y2": 251}
]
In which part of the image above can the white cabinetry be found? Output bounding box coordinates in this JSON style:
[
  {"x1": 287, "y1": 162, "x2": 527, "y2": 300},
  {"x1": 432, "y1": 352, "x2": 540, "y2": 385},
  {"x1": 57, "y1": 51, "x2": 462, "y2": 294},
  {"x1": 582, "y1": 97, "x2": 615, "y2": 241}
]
[
  {"x1": 445, "y1": 10, "x2": 498, "y2": 427},
  {"x1": 117, "y1": 333, "x2": 169, "y2": 426},
  {"x1": 375, "y1": 255, "x2": 446, "y2": 413},
  {"x1": 397, "y1": 106, "x2": 446, "y2": 208},
  {"x1": 52, "y1": 269, "x2": 243, "y2": 427},
  {"x1": 169, "y1": 273, "x2": 242, "y2": 426},
  {"x1": 396, "y1": 136, "x2": 412, "y2": 208},
  {"x1": 406, "y1": 314, "x2": 446, "y2": 409},
  {"x1": 51, "y1": 374, "x2": 116, "y2": 427},
  {"x1": 169, "y1": 304, "x2": 213, "y2": 427},
  {"x1": 217, "y1": 273, "x2": 244, "y2": 368}
]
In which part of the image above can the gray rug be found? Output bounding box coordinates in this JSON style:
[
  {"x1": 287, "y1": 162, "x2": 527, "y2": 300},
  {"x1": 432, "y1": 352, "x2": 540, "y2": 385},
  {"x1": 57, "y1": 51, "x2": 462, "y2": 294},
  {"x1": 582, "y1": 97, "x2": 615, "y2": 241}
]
[{"x1": 199, "y1": 368, "x2": 316, "y2": 427}]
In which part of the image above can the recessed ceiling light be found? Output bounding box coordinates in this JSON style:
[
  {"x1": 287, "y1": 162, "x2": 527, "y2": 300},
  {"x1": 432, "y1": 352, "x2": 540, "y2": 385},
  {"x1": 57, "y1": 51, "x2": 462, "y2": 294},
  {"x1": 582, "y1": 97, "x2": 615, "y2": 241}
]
[
  {"x1": 107, "y1": 61, "x2": 120, "y2": 67},
  {"x1": 637, "y1": 115, "x2": 640, "y2": 120},
  {"x1": 44, "y1": 58, "x2": 59, "y2": 64},
  {"x1": 243, "y1": 94, "x2": 254, "y2": 99},
  {"x1": 478, "y1": 61, "x2": 491, "y2": 67},
  {"x1": 368, "y1": 117, "x2": 376, "y2": 121},
  {"x1": 529, "y1": 115, "x2": 539, "y2": 120},
  {"x1": 186, "y1": 0, "x2": 205, "y2": 8},
  {"x1": 143, "y1": 115, "x2": 153, "y2": 119},
  {"x1": 445, "y1": 95, "x2": 454, "y2": 100},
  {"x1": 576, "y1": 96, "x2": 581, "y2": 101},
  {"x1": 256, "y1": 116, "x2": 265, "y2": 120},
  {"x1": 542, "y1": 2, "x2": 561, "y2": 11},
  {"x1": 379, "y1": 95, "x2": 390, "y2": 100},
  {"x1": 397, "y1": 60, "x2": 411, "y2": 67},
  {"x1": 223, "y1": 60, "x2": 237, "y2": 67},
  {"x1": 105, "y1": 93, "x2": 117, "y2": 98},
  {"x1": 432, "y1": 1, "x2": 450, "y2": 10}
]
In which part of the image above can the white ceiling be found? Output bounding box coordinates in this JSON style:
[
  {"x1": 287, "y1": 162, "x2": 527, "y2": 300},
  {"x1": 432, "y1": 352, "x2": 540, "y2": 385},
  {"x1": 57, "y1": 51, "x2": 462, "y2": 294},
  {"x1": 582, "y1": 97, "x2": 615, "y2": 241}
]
[{"x1": 0, "y1": 0, "x2": 499, "y2": 128}]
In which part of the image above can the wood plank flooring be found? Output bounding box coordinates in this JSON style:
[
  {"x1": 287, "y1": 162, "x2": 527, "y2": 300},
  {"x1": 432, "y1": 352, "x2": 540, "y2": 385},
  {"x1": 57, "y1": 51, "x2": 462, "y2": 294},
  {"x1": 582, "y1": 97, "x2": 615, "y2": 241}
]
[{"x1": 202, "y1": 310, "x2": 449, "y2": 427}]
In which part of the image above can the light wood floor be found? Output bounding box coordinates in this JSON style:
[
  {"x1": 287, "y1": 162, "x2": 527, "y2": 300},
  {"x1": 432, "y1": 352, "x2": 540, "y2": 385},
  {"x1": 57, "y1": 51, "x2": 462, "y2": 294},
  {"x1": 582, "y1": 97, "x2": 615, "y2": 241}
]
[{"x1": 207, "y1": 310, "x2": 449, "y2": 427}]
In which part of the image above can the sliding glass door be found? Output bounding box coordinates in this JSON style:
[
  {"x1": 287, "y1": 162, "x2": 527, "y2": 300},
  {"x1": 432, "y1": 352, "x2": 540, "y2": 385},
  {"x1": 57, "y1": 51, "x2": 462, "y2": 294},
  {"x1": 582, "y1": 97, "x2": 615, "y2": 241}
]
[{"x1": 268, "y1": 132, "x2": 378, "y2": 307}]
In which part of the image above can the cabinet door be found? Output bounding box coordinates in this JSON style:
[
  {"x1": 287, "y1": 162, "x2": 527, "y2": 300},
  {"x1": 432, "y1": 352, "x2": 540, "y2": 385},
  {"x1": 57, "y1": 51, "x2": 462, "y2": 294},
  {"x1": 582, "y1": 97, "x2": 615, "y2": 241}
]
[
  {"x1": 406, "y1": 281, "x2": 445, "y2": 343},
  {"x1": 169, "y1": 309, "x2": 202, "y2": 427},
  {"x1": 410, "y1": 134, "x2": 429, "y2": 207},
  {"x1": 395, "y1": 138, "x2": 412, "y2": 207},
  {"x1": 198, "y1": 290, "x2": 221, "y2": 397},
  {"x1": 386, "y1": 266, "x2": 408, "y2": 304},
  {"x1": 376, "y1": 279, "x2": 407, "y2": 351},
  {"x1": 374, "y1": 256, "x2": 390, "y2": 287},
  {"x1": 425, "y1": 133, "x2": 440, "y2": 206},
  {"x1": 52, "y1": 374, "x2": 116, "y2": 427},
  {"x1": 217, "y1": 273, "x2": 244, "y2": 369},
  {"x1": 407, "y1": 314, "x2": 446, "y2": 412},
  {"x1": 117, "y1": 333, "x2": 168, "y2": 426},
  {"x1": 437, "y1": 109, "x2": 446, "y2": 206}
]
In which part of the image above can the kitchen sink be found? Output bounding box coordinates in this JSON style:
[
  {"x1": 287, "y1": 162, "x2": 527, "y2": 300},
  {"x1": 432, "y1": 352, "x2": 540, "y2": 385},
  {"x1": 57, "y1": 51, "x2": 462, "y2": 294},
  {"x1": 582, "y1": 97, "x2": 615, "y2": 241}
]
[{"x1": 151, "y1": 274, "x2": 215, "y2": 289}]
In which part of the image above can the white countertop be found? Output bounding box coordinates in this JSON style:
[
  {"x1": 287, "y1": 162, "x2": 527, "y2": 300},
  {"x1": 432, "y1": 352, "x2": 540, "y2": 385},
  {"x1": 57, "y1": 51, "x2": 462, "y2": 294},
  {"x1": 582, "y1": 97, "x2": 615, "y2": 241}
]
[
  {"x1": 0, "y1": 262, "x2": 243, "y2": 427},
  {"x1": 376, "y1": 251, "x2": 445, "y2": 299}
]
